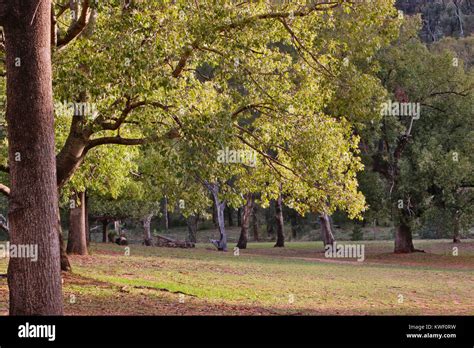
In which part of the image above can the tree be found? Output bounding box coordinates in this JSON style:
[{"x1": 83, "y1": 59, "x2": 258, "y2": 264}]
[{"x1": 1, "y1": 0, "x2": 63, "y2": 315}]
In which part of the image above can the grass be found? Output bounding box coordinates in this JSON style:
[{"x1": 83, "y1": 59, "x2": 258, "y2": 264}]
[{"x1": 0, "y1": 239, "x2": 473, "y2": 315}]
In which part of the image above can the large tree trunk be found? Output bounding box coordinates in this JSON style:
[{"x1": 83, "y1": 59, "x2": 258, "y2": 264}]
[
  {"x1": 252, "y1": 203, "x2": 259, "y2": 241},
  {"x1": 274, "y1": 193, "x2": 285, "y2": 247},
  {"x1": 143, "y1": 214, "x2": 153, "y2": 246},
  {"x1": 187, "y1": 214, "x2": 199, "y2": 243},
  {"x1": 67, "y1": 191, "x2": 88, "y2": 255},
  {"x1": 4, "y1": 1, "x2": 63, "y2": 314},
  {"x1": 237, "y1": 193, "x2": 253, "y2": 249},
  {"x1": 320, "y1": 213, "x2": 335, "y2": 247},
  {"x1": 394, "y1": 220, "x2": 416, "y2": 253}
]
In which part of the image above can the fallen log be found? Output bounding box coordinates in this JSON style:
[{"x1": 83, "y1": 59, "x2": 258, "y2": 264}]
[{"x1": 156, "y1": 234, "x2": 195, "y2": 248}]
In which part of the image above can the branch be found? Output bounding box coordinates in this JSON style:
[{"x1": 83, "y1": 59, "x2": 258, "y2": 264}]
[
  {"x1": 85, "y1": 136, "x2": 147, "y2": 152},
  {"x1": 56, "y1": 0, "x2": 92, "y2": 49}
]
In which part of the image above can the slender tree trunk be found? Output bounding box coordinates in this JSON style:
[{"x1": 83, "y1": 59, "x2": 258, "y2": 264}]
[
  {"x1": 320, "y1": 213, "x2": 335, "y2": 247},
  {"x1": 237, "y1": 193, "x2": 253, "y2": 249},
  {"x1": 206, "y1": 182, "x2": 227, "y2": 251},
  {"x1": 102, "y1": 219, "x2": 108, "y2": 243},
  {"x1": 187, "y1": 214, "x2": 199, "y2": 243},
  {"x1": 67, "y1": 191, "x2": 88, "y2": 255},
  {"x1": 274, "y1": 193, "x2": 285, "y2": 247},
  {"x1": 4, "y1": 1, "x2": 63, "y2": 314},
  {"x1": 57, "y1": 207, "x2": 72, "y2": 272},
  {"x1": 252, "y1": 202, "x2": 259, "y2": 241},
  {"x1": 143, "y1": 214, "x2": 153, "y2": 246}
]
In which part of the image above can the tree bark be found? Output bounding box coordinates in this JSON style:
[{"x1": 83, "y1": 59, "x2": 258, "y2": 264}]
[
  {"x1": 252, "y1": 202, "x2": 259, "y2": 241},
  {"x1": 206, "y1": 182, "x2": 227, "y2": 251},
  {"x1": 67, "y1": 191, "x2": 88, "y2": 255},
  {"x1": 187, "y1": 214, "x2": 199, "y2": 243},
  {"x1": 320, "y1": 213, "x2": 335, "y2": 247},
  {"x1": 237, "y1": 193, "x2": 253, "y2": 249},
  {"x1": 143, "y1": 213, "x2": 153, "y2": 246},
  {"x1": 274, "y1": 193, "x2": 285, "y2": 247},
  {"x1": 394, "y1": 220, "x2": 416, "y2": 253},
  {"x1": 4, "y1": 1, "x2": 63, "y2": 314}
]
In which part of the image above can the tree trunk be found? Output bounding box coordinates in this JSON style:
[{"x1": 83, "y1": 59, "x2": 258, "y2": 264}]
[
  {"x1": 320, "y1": 213, "x2": 335, "y2": 247},
  {"x1": 57, "y1": 208, "x2": 72, "y2": 272},
  {"x1": 394, "y1": 220, "x2": 416, "y2": 253},
  {"x1": 237, "y1": 193, "x2": 253, "y2": 249},
  {"x1": 206, "y1": 182, "x2": 227, "y2": 251},
  {"x1": 187, "y1": 214, "x2": 199, "y2": 243},
  {"x1": 4, "y1": 1, "x2": 63, "y2": 314},
  {"x1": 67, "y1": 191, "x2": 88, "y2": 255},
  {"x1": 252, "y1": 202, "x2": 259, "y2": 241},
  {"x1": 102, "y1": 219, "x2": 108, "y2": 243},
  {"x1": 143, "y1": 214, "x2": 153, "y2": 246},
  {"x1": 274, "y1": 193, "x2": 285, "y2": 247}
]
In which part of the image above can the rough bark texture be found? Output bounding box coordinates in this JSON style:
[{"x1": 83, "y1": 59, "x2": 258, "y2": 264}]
[
  {"x1": 4, "y1": 1, "x2": 63, "y2": 315},
  {"x1": 67, "y1": 191, "x2": 88, "y2": 255},
  {"x1": 237, "y1": 193, "x2": 253, "y2": 249},
  {"x1": 187, "y1": 215, "x2": 199, "y2": 243},
  {"x1": 320, "y1": 213, "x2": 335, "y2": 247},
  {"x1": 274, "y1": 194, "x2": 285, "y2": 247},
  {"x1": 143, "y1": 214, "x2": 153, "y2": 246}
]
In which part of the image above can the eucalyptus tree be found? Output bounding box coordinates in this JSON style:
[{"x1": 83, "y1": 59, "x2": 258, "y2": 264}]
[{"x1": 371, "y1": 16, "x2": 474, "y2": 252}]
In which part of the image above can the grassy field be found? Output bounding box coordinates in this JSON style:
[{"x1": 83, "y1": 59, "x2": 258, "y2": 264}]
[{"x1": 0, "y1": 239, "x2": 473, "y2": 315}]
